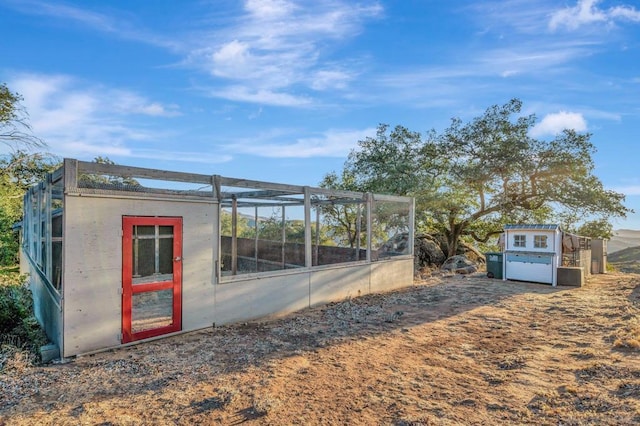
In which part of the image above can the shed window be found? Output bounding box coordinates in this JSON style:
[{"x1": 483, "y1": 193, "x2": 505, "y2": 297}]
[
  {"x1": 534, "y1": 235, "x2": 548, "y2": 248},
  {"x1": 513, "y1": 235, "x2": 526, "y2": 247}
]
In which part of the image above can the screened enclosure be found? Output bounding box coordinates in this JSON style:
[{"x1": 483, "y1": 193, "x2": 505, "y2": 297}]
[
  {"x1": 21, "y1": 159, "x2": 414, "y2": 357},
  {"x1": 219, "y1": 182, "x2": 412, "y2": 277}
]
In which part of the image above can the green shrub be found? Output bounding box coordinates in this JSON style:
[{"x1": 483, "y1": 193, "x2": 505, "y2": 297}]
[
  {"x1": 0, "y1": 269, "x2": 48, "y2": 364},
  {"x1": 0, "y1": 214, "x2": 20, "y2": 266}
]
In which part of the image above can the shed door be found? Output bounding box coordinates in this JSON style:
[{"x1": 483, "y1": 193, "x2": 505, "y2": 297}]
[
  {"x1": 122, "y1": 216, "x2": 182, "y2": 343},
  {"x1": 505, "y1": 252, "x2": 553, "y2": 284}
]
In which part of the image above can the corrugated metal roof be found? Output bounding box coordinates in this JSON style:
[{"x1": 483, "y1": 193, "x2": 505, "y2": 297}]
[{"x1": 503, "y1": 224, "x2": 560, "y2": 230}]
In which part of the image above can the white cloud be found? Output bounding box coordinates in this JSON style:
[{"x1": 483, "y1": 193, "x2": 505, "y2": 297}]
[
  {"x1": 612, "y1": 185, "x2": 640, "y2": 196},
  {"x1": 244, "y1": 0, "x2": 297, "y2": 19},
  {"x1": 129, "y1": 149, "x2": 233, "y2": 164},
  {"x1": 479, "y1": 41, "x2": 595, "y2": 76},
  {"x1": 112, "y1": 91, "x2": 181, "y2": 117},
  {"x1": 213, "y1": 86, "x2": 311, "y2": 107},
  {"x1": 549, "y1": 0, "x2": 640, "y2": 31},
  {"x1": 227, "y1": 127, "x2": 376, "y2": 158},
  {"x1": 7, "y1": 73, "x2": 181, "y2": 158},
  {"x1": 310, "y1": 69, "x2": 353, "y2": 90},
  {"x1": 610, "y1": 5, "x2": 640, "y2": 22},
  {"x1": 211, "y1": 40, "x2": 252, "y2": 79},
  {"x1": 5, "y1": 1, "x2": 382, "y2": 107},
  {"x1": 63, "y1": 141, "x2": 132, "y2": 157},
  {"x1": 136, "y1": 103, "x2": 181, "y2": 117},
  {"x1": 193, "y1": 0, "x2": 383, "y2": 105},
  {"x1": 530, "y1": 111, "x2": 588, "y2": 137},
  {"x1": 466, "y1": 0, "x2": 556, "y2": 35},
  {"x1": 371, "y1": 38, "x2": 594, "y2": 104},
  {"x1": 2, "y1": 0, "x2": 181, "y2": 49}
]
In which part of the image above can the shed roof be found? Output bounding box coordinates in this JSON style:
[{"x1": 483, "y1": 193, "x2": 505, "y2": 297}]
[{"x1": 504, "y1": 224, "x2": 560, "y2": 231}]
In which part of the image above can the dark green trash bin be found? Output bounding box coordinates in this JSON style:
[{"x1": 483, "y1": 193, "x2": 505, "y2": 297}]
[{"x1": 485, "y1": 252, "x2": 503, "y2": 279}]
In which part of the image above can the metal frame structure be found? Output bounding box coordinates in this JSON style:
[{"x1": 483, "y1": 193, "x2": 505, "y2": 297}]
[{"x1": 21, "y1": 159, "x2": 415, "y2": 358}]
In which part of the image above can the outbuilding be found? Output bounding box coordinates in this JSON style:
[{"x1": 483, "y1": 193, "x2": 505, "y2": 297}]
[
  {"x1": 20, "y1": 159, "x2": 415, "y2": 358},
  {"x1": 503, "y1": 224, "x2": 563, "y2": 286},
  {"x1": 501, "y1": 224, "x2": 594, "y2": 286}
]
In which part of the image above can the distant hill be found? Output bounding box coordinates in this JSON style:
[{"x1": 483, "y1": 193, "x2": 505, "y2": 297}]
[
  {"x1": 608, "y1": 229, "x2": 640, "y2": 254},
  {"x1": 608, "y1": 245, "x2": 640, "y2": 274},
  {"x1": 609, "y1": 246, "x2": 640, "y2": 263}
]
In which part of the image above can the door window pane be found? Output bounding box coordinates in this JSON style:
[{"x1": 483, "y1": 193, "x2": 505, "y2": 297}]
[
  {"x1": 159, "y1": 226, "x2": 173, "y2": 236},
  {"x1": 131, "y1": 289, "x2": 173, "y2": 333},
  {"x1": 135, "y1": 239, "x2": 155, "y2": 279},
  {"x1": 159, "y1": 237, "x2": 174, "y2": 275},
  {"x1": 132, "y1": 225, "x2": 174, "y2": 284},
  {"x1": 135, "y1": 225, "x2": 155, "y2": 236}
]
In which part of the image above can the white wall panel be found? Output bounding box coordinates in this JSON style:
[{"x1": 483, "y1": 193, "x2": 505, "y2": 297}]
[
  {"x1": 370, "y1": 258, "x2": 414, "y2": 294},
  {"x1": 214, "y1": 273, "x2": 310, "y2": 326},
  {"x1": 63, "y1": 195, "x2": 215, "y2": 357},
  {"x1": 309, "y1": 264, "x2": 370, "y2": 307}
]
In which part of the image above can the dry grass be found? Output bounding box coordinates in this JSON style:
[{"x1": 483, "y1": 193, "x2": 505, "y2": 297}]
[{"x1": 1, "y1": 272, "x2": 640, "y2": 425}]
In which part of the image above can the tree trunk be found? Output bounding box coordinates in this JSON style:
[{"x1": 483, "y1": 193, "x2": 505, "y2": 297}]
[
  {"x1": 447, "y1": 224, "x2": 463, "y2": 258},
  {"x1": 447, "y1": 236, "x2": 457, "y2": 257}
]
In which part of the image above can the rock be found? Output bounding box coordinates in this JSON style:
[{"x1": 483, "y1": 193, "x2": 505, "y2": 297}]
[
  {"x1": 441, "y1": 255, "x2": 480, "y2": 274},
  {"x1": 414, "y1": 234, "x2": 446, "y2": 270},
  {"x1": 378, "y1": 233, "x2": 410, "y2": 258}
]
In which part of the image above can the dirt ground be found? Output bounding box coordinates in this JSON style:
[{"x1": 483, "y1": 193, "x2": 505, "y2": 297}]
[{"x1": 2, "y1": 271, "x2": 640, "y2": 425}]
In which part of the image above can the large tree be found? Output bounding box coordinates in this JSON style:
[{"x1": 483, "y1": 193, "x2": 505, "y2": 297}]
[
  {"x1": 329, "y1": 99, "x2": 631, "y2": 257},
  {"x1": 0, "y1": 84, "x2": 54, "y2": 265},
  {"x1": 318, "y1": 169, "x2": 366, "y2": 249}
]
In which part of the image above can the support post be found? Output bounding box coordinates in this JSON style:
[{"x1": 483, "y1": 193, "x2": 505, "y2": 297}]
[
  {"x1": 355, "y1": 201, "x2": 362, "y2": 261},
  {"x1": 366, "y1": 193, "x2": 372, "y2": 262},
  {"x1": 281, "y1": 206, "x2": 286, "y2": 269},
  {"x1": 304, "y1": 187, "x2": 312, "y2": 268},
  {"x1": 231, "y1": 194, "x2": 237, "y2": 276},
  {"x1": 254, "y1": 206, "x2": 259, "y2": 273},
  {"x1": 63, "y1": 158, "x2": 78, "y2": 191}
]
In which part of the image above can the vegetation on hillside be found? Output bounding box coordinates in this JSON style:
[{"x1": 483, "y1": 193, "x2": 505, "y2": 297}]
[
  {"x1": 609, "y1": 229, "x2": 640, "y2": 254},
  {"x1": 609, "y1": 246, "x2": 640, "y2": 274}
]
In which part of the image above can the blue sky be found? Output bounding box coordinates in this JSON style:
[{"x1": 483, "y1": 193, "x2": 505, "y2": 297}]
[{"x1": 1, "y1": 0, "x2": 639, "y2": 229}]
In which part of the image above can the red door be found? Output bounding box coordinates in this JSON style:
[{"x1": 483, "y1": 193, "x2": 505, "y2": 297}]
[{"x1": 122, "y1": 216, "x2": 182, "y2": 343}]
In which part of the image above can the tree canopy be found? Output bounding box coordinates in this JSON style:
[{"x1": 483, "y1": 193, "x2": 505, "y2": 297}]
[
  {"x1": 326, "y1": 98, "x2": 631, "y2": 257},
  {"x1": 0, "y1": 151, "x2": 58, "y2": 265},
  {"x1": 1, "y1": 83, "x2": 43, "y2": 150},
  {"x1": 0, "y1": 84, "x2": 55, "y2": 265}
]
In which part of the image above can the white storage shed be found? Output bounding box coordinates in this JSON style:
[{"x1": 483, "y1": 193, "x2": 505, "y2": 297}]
[{"x1": 503, "y1": 224, "x2": 563, "y2": 286}]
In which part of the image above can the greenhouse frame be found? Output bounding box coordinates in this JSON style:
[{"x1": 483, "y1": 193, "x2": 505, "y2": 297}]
[{"x1": 20, "y1": 159, "x2": 415, "y2": 358}]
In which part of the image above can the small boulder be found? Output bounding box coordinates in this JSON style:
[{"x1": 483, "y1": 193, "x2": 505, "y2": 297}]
[{"x1": 441, "y1": 255, "x2": 479, "y2": 274}]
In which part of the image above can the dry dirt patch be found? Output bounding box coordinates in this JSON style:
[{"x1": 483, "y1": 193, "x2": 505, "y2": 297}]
[{"x1": 2, "y1": 273, "x2": 640, "y2": 425}]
